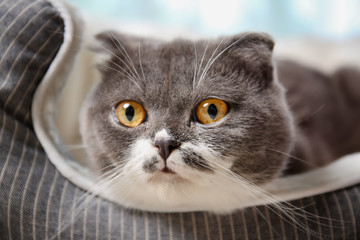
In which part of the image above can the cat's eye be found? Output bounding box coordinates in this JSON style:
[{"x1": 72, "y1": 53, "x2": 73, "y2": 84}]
[
  {"x1": 115, "y1": 101, "x2": 146, "y2": 127},
  {"x1": 196, "y1": 99, "x2": 228, "y2": 124}
]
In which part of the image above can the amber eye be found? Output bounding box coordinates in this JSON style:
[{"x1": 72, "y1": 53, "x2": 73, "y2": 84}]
[
  {"x1": 196, "y1": 99, "x2": 228, "y2": 124},
  {"x1": 115, "y1": 101, "x2": 146, "y2": 127}
]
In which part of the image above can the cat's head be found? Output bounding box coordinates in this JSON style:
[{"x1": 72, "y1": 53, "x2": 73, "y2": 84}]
[{"x1": 79, "y1": 32, "x2": 294, "y2": 212}]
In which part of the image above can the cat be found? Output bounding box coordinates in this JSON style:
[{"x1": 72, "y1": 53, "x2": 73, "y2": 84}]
[{"x1": 79, "y1": 31, "x2": 360, "y2": 212}]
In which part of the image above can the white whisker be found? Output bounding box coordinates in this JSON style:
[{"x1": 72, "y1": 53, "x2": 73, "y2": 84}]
[
  {"x1": 194, "y1": 161, "x2": 322, "y2": 236},
  {"x1": 52, "y1": 163, "x2": 129, "y2": 238},
  {"x1": 104, "y1": 65, "x2": 144, "y2": 92},
  {"x1": 197, "y1": 38, "x2": 224, "y2": 87},
  {"x1": 138, "y1": 39, "x2": 147, "y2": 83},
  {"x1": 196, "y1": 40, "x2": 209, "y2": 82},
  {"x1": 75, "y1": 36, "x2": 145, "y2": 92},
  {"x1": 198, "y1": 157, "x2": 335, "y2": 233},
  {"x1": 107, "y1": 32, "x2": 143, "y2": 84},
  {"x1": 267, "y1": 148, "x2": 318, "y2": 168},
  {"x1": 198, "y1": 34, "x2": 250, "y2": 88},
  {"x1": 192, "y1": 42, "x2": 198, "y2": 90}
]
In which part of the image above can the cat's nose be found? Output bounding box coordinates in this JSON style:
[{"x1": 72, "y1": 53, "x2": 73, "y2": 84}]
[{"x1": 154, "y1": 139, "x2": 180, "y2": 160}]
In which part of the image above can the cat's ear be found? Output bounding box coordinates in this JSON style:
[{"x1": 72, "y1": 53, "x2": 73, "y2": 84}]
[
  {"x1": 93, "y1": 31, "x2": 140, "y2": 55},
  {"x1": 223, "y1": 33, "x2": 275, "y2": 87},
  {"x1": 93, "y1": 31, "x2": 142, "y2": 77}
]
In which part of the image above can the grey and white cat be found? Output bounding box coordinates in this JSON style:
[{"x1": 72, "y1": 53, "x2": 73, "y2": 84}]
[{"x1": 79, "y1": 32, "x2": 360, "y2": 212}]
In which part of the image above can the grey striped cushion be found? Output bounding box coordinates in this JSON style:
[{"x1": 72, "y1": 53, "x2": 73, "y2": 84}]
[{"x1": 0, "y1": 0, "x2": 359, "y2": 239}]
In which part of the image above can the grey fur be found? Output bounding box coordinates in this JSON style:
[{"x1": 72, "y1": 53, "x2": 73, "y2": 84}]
[
  {"x1": 143, "y1": 156, "x2": 159, "y2": 173},
  {"x1": 180, "y1": 148, "x2": 213, "y2": 172},
  {"x1": 80, "y1": 32, "x2": 294, "y2": 184}
]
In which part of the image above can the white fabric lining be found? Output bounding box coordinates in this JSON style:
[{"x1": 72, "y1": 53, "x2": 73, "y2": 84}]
[{"x1": 32, "y1": 0, "x2": 94, "y2": 190}]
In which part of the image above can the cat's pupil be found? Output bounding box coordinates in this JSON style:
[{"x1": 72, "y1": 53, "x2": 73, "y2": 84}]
[
  {"x1": 208, "y1": 104, "x2": 218, "y2": 119},
  {"x1": 125, "y1": 106, "x2": 135, "y2": 121}
]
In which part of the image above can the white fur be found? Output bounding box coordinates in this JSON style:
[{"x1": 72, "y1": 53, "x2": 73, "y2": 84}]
[
  {"x1": 154, "y1": 128, "x2": 170, "y2": 140},
  {"x1": 98, "y1": 135, "x2": 258, "y2": 213}
]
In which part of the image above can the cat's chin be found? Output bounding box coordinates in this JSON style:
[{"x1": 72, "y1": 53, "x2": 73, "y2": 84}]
[
  {"x1": 102, "y1": 183, "x2": 258, "y2": 213},
  {"x1": 147, "y1": 176, "x2": 191, "y2": 203},
  {"x1": 146, "y1": 170, "x2": 190, "y2": 193},
  {"x1": 96, "y1": 169, "x2": 264, "y2": 213},
  {"x1": 147, "y1": 171, "x2": 186, "y2": 182},
  {"x1": 145, "y1": 168, "x2": 198, "y2": 203}
]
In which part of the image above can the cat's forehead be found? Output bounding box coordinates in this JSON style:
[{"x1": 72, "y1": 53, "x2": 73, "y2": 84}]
[
  {"x1": 126, "y1": 40, "x2": 243, "y2": 99},
  {"x1": 98, "y1": 34, "x2": 271, "y2": 111}
]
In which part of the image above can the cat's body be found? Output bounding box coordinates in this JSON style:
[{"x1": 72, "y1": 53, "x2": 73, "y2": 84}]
[
  {"x1": 277, "y1": 60, "x2": 360, "y2": 174},
  {"x1": 79, "y1": 32, "x2": 360, "y2": 212}
]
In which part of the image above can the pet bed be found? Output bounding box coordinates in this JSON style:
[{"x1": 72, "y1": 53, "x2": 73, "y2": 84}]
[{"x1": 0, "y1": 0, "x2": 359, "y2": 239}]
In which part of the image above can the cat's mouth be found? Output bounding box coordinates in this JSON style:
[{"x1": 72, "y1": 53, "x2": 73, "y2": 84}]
[
  {"x1": 161, "y1": 167, "x2": 176, "y2": 174},
  {"x1": 147, "y1": 166, "x2": 186, "y2": 183}
]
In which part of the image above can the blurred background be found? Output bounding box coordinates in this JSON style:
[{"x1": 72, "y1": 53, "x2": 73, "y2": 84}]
[{"x1": 67, "y1": 0, "x2": 360, "y2": 40}]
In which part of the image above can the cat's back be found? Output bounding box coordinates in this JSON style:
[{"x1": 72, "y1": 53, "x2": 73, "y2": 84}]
[{"x1": 276, "y1": 60, "x2": 360, "y2": 174}]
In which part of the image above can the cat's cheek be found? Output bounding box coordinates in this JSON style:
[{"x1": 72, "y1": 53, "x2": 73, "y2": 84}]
[
  {"x1": 128, "y1": 138, "x2": 158, "y2": 158},
  {"x1": 166, "y1": 152, "x2": 196, "y2": 177},
  {"x1": 165, "y1": 152, "x2": 181, "y2": 170},
  {"x1": 165, "y1": 150, "x2": 213, "y2": 186},
  {"x1": 181, "y1": 142, "x2": 234, "y2": 169},
  {"x1": 122, "y1": 138, "x2": 163, "y2": 175}
]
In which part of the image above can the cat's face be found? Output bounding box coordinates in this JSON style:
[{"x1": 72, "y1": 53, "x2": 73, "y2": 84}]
[{"x1": 80, "y1": 32, "x2": 294, "y2": 212}]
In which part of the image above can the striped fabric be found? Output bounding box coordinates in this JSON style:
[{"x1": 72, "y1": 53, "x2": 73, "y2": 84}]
[{"x1": 0, "y1": 0, "x2": 359, "y2": 239}]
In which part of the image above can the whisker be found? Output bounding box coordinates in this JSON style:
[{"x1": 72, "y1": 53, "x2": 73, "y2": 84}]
[
  {"x1": 197, "y1": 38, "x2": 224, "y2": 87},
  {"x1": 107, "y1": 32, "x2": 143, "y2": 86},
  {"x1": 102, "y1": 60, "x2": 138, "y2": 81},
  {"x1": 111, "y1": 32, "x2": 142, "y2": 81},
  {"x1": 103, "y1": 65, "x2": 144, "y2": 91},
  {"x1": 204, "y1": 158, "x2": 339, "y2": 227},
  {"x1": 250, "y1": 205, "x2": 282, "y2": 238},
  {"x1": 138, "y1": 39, "x2": 147, "y2": 83},
  {"x1": 51, "y1": 29, "x2": 145, "y2": 92},
  {"x1": 198, "y1": 33, "x2": 250, "y2": 88},
  {"x1": 104, "y1": 57, "x2": 138, "y2": 80},
  {"x1": 267, "y1": 148, "x2": 318, "y2": 168},
  {"x1": 94, "y1": 161, "x2": 127, "y2": 176},
  {"x1": 298, "y1": 104, "x2": 326, "y2": 125},
  {"x1": 54, "y1": 29, "x2": 143, "y2": 92},
  {"x1": 97, "y1": 36, "x2": 142, "y2": 91},
  {"x1": 107, "y1": 172, "x2": 147, "y2": 206},
  {"x1": 192, "y1": 41, "x2": 198, "y2": 90},
  {"x1": 53, "y1": 164, "x2": 133, "y2": 238},
  {"x1": 196, "y1": 40, "x2": 209, "y2": 82},
  {"x1": 107, "y1": 32, "x2": 139, "y2": 76},
  {"x1": 195, "y1": 161, "x2": 323, "y2": 236}
]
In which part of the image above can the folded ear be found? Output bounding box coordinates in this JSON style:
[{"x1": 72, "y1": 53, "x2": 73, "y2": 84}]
[
  {"x1": 221, "y1": 32, "x2": 275, "y2": 87},
  {"x1": 92, "y1": 31, "x2": 142, "y2": 78},
  {"x1": 94, "y1": 31, "x2": 140, "y2": 52}
]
